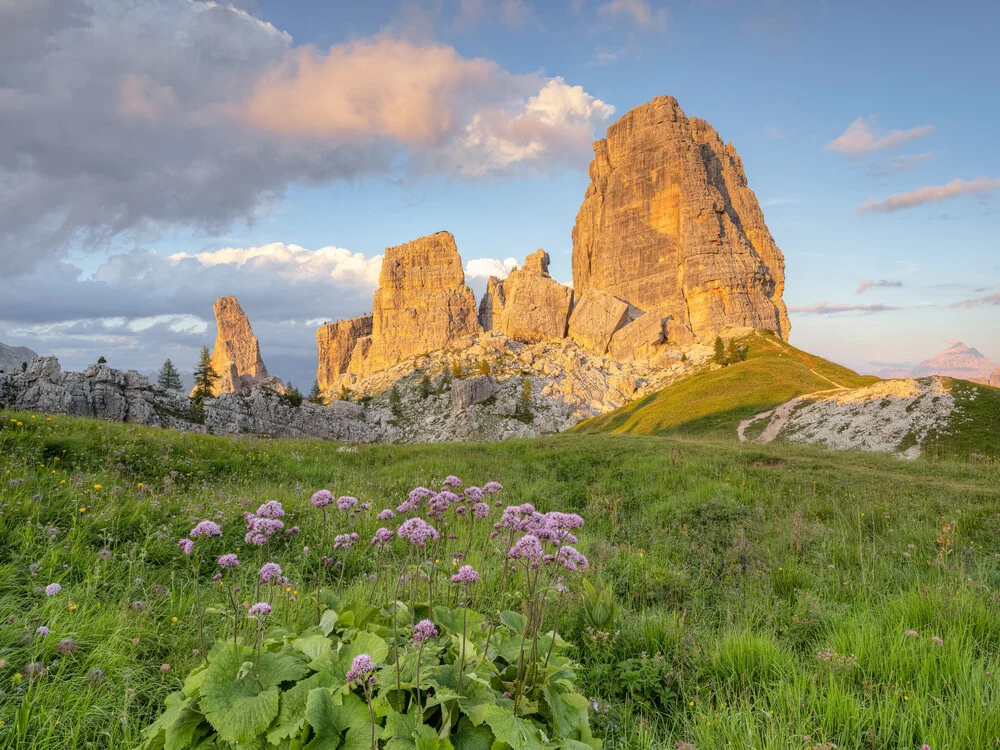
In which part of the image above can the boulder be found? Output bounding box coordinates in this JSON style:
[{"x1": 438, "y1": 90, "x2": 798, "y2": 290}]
[
  {"x1": 478, "y1": 276, "x2": 506, "y2": 331},
  {"x1": 195, "y1": 297, "x2": 270, "y2": 396},
  {"x1": 316, "y1": 314, "x2": 373, "y2": 391},
  {"x1": 608, "y1": 313, "x2": 665, "y2": 361},
  {"x1": 451, "y1": 375, "x2": 499, "y2": 410},
  {"x1": 665, "y1": 318, "x2": 697, "y2": 346},
  {"x1": 568, "y1": 289, "x2": 631, "y2": 354},
  {"x1": 365, "y1": 231, "x2": 481, "y2": 373},
  {"x1": 572, "y1": 96, "x2": 789, "y2": 342},
  {"x1": 497, "y1": 256, "x2": 574, "y2": 344}
]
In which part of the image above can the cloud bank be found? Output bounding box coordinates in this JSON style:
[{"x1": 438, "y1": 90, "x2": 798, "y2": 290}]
[
  {"x1": 0, "y1": 0, "x2": 614, "y2": 274},
  {"x1": 856, "y1": 279, "x2": 903, "y2": 295},
  {"x1": 856, "y1": 177, "x2": 1000, "y2": 214},
  {"x1": 789, "y1": 302, "x2": 900, "y2": 315},
  {"x1": 826, "y1": 117, "x2": 934, "y2": 157}
]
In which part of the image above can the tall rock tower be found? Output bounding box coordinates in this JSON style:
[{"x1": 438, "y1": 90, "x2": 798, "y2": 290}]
[{"x1": 572, "y1": 96, "x2": 790, "y2": 341}]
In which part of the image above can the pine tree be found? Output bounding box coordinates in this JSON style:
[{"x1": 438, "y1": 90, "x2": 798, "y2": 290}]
[
  {"x1": 282, "y1": 383, "x2": 303, "y2": 407},
  {"x1": 713, "y1": 336, "x2": 726, "y2": 365},
  {"x1": 419, "y1": 373, "x2": 432, "y2": 399},
  {"x1": 97, "y1": 355, "x2": 107, "y2": 364},
  {"x1": 450, "y1": 361, "x2": 464, "y2": 379},
  {"x1": 157, "y1": 359, "x2": 183, "y2": 391},
  {"x1": 440, "y1": 367, "x2": 452, "y2": 393},
  {"x1": 726, "y1": 340, "x2": 739, "y2": 365},
  {"x1": 477, "y1": 358, "x2": 491, "y2": 376},
  {"x1": 191, "y1": 346, "x2": 218, "y2": 402},
  {"x1": 338, "y1": 384, "x2": 351, "y2": 402},
  {"x1": 307, "y1": 379, "x2": 325, "y2": 405},
  {"x1": 680, "y1": 351, "x2": 688, "y2": 363}
]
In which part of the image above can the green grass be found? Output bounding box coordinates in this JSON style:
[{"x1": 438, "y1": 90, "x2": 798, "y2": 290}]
[
  {"x1": 921, "y1": 378, "x2": 1000, "y2": 460},
  {"x1": 573, "y1": 331, "x2": 878, "y2": 438},
  {"x1": 2, "y1": 411, "x2": 1000, "y2": 748}
]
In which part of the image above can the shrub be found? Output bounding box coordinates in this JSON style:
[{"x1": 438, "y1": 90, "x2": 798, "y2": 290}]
[
  {"x1": 280, "y1": 383, "x2": 304, "y2": 408},
  {"x1": 419, "y1": 373, "x2": 431, "y2": 400},
  {"x1": 140, "y1": 484, "x2": 600, "y2": 749}
]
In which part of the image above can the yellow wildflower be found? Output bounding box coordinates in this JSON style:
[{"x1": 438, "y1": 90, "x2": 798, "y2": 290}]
[
  {"x1": 79, "y1": 507, "x2": 87, "y2": 513},
  {"x1": 93, "y1": 484, "x2": 102, "y2": 490}
]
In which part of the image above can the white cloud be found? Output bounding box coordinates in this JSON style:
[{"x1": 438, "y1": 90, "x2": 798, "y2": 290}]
[
  {"x1": 1, "y1": 1, "x2": 612, "y2": 275},
  {"x1": 856, "y1": 177, "x2": 1000, "y2": 214},
  {"x1": 466, "y1": 257, "x2": 519, "y2": 279},
  {"x1": 167, "y1": 243, "x2": 383, "y2": 287},
  {"x1": 856, "y1": 279, "x2": 903, "y2": 295},
  {"x1": 598, "y1": 0, "x2": 667, "y2": 30},
  {"x1": 450, "y1": 78, "x2": 615, "y2": 176},
  {"x1": 826, "y1": 117, "x2": 934, "y2": 157}
]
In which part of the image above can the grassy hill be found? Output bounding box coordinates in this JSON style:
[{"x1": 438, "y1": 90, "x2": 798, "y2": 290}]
[
  {"x1": 574, "y1": 330, "x2": 879, "y2": 438},
  {"x1": 2, "y1": 412, "x2": 1000, "y2": 748}
]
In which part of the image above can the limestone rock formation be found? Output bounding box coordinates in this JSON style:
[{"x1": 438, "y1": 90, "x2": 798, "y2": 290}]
[
  {"x1": 0, "y1": 341, "x2": 39, "y2": 372},
  {"x1": 572, "y1": 95, "x2": 789, "y2": 342},
  {"x1": 1, "y1": 357, "x2": 367, "y2": 442},
  {"x1": 568, "y1": 289, "x2": 631, "y2": 354},
  {"x1": 665, "y1": 318, "x2": 697, "y2": 346},
  {"x1": 451, "y1": 374, "x2": 499, "y2": 410},
  {"x1": 197, "y1": 297, "x2": 270, "y2": 396},
  {"x1": 992, "y1": 368, "x2": 1000, "y2": 388},
  {"x1": 497, "y1": 253, "x2": 574, "y2": 344},
  {"x1": 524, "y1": 249, "x2": 550, "y2": 275},
  {"x1": 316, "y1": 315, "x2": 373, "y2": 391},
  {"x1": 365, "y1": 232, "x2": 480, "y2": 374},
  {"x1": 478, "y1": 276, "x2": 506, "y2": 331},
  {"x1": 608, "y1": 313, "x2": 665, "y2": 361}
]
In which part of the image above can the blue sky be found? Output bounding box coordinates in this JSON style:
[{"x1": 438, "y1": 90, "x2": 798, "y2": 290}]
[{"x1": 2, "y1": 0, "x2": 998, "y2": 386}]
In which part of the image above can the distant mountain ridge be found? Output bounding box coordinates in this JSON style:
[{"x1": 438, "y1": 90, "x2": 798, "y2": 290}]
[
  {"x1": 910, "y1": 342, "x2": 997, "y2": 383},
  {"x1": 0, "y1": 341, "x2": 39, "y2": 371}
]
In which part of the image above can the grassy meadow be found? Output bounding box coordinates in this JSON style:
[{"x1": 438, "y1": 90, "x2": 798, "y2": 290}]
[{"x1": 1, "y1": 410, "x2": 999, "y2": 748}]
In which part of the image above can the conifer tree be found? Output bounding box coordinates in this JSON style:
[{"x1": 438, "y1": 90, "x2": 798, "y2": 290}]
[
  {"x1": 713, "y1": 336, "x2": 726, "y2": 365},
  {"x1": 157, "y1": 359, "x2": 183, "y2": 391},
  {"x1": 307, "y1": 379, "x2": 325, "y2": 405},
  {"x1": 191, "y1": 347, "x2": 218, "y2": 402}
]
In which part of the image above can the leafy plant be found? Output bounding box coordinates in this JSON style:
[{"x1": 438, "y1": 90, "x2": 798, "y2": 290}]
[{"x1": 581, "y1": 577, "x2": 617, "y2": 633}]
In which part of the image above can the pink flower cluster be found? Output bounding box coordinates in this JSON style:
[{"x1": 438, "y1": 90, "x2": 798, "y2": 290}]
[
  {"x1": 371, "y1": 528, "x2": 394, "y2": 546},
  {"x1": 178, "y1": 538, "x2": 194, "y2": 555},
  {"x1": 346, "y1": 653, "x2": 376, "y2": 684},
  {"x1": 217, "y1": 553, "x2": 240, "y2": 569},
  {"x1": 248, "y1": 602, "x2": 272, "y2": 617},
  {"x1": 189, "y1": 520, "x2": 222, "y2": 538},
  {"x1": 333, "y1": 532, "x2": 359, "y2": 549},
  {"x1": 397, "y1": 518, "x2": 439, "y2": 548},
  {"x1": 337, "y1": 496, "x2": 358, "y2": 512},
  {"x1": 411, "y1": 619, "x2": 439, "y2": 644},
  {"x1": 310, "y1": 490, "x2": 334, "y2": 508},
  {"x1": 258, "y1": 562, "x2": 282, "y2": 583},
  {"x1": 451, "y1": 565, "x2": 480, "y2": 585},
  {"x1": 244, "y1": 501, "x2": 287, "y2": 546}
]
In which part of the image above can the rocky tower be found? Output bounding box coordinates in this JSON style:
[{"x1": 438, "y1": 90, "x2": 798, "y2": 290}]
[
  {"x1": 359, "y1": 231, "x2": 480, "y2": 375},
  {"x1": 992, "y1": 369, "x2": 1000, "y2": 388},
  {"x1": 198, "y1": 296, "x2": 269, "y2": 396},
  {"x1": 316, "y1": 315, "x2": 373, "y2": 392},
  {"x1": 571, "y1": 96, "x2": 790, "y2": 341}
]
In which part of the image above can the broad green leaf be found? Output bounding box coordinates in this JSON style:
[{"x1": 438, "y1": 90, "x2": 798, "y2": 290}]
[
  {"x1": 294, "y1": 634, "x2": 333, "y2": 661},
  {"x1": 413, "y1": 723, "x2": 455, "y2": 750},
  {"x1": 382, "y1": 708, "x2": 417, "y2": 750},
  {"x1": 341, "y1": 630, "x2": 390, "y2": 667},
  {"x1": 268, "y1": 670, "x2": 338, "y2": 744},
  {"x1": 481, "y1": 706, "x2": 544, "y2": 750},
  {"x1": 164, "y1": 702, "x2": 205, "y2": 750},
  {"x1": 319, "y1": 609, "x2": 340, "y2": 637},
  {"x1": 306, "y1": 689, "x2": 371, "y2": 750},
  {"x1": 182, "y1": 666, "x2": 209, "y2": 698},
  {"x1": 540, "y1": 686, "x2": 589, "y2": 739},
  {"x1": 453, "y1": 718, "x2": 494, "y2": 750},
  {"x1": 199, "y1": 644, "x2": 281, "y2": 744},
  {"x1": 499, "y1": 611, "x2": 527, "y2": 633},
  {"x1": 257, "y1": 650, "x2": 310, "y2": 689}
]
